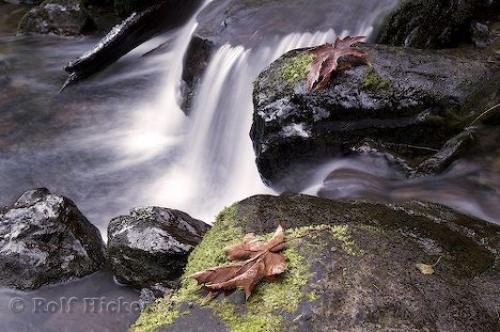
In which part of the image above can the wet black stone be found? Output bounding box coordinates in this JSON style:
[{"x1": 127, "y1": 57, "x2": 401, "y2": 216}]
[
  {"x1": 0, "y1": 188, "x2": 106, "y2": 290},
  {"x1": 107, "y1": 207, "x2": 210, "y2": 289},
  {"x1": 18, "y1": 0, "x2": 96, "y2": 36},
  {"x1": 251, "y1": 45, "x2": 500, "y2": 190},
  {"x1": 376, "y1": 0, "x2": 498, "y2": 49}
]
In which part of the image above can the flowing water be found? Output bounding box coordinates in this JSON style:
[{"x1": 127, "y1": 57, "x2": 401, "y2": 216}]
[{"x1": 1, "y1": 0, "x2": 499, "y2": 330}]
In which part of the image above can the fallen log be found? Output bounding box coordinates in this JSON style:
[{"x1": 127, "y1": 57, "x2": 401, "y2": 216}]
[{"x1": 62, "y1": 0, "x2": 202, "y2": 91}]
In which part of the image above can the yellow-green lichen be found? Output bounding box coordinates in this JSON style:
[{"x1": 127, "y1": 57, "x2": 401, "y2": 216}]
[
  {"x1": 287, "y1": 224, "x2": 363, "y2": 257},
  {"x1": 330, "y1": 225, "x2": 364, "y2": 256},
  {"x1": 362, "y1": 66, "x2": 392, "y2": 92},
  {"x1": 281, "y1": 52, "x2": 315, "y2": 83},
  {"x1": 130, "y1": 298, "x2": 180, "y2": 332}
]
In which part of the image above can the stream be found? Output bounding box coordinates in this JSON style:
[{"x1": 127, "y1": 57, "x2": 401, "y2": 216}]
[{"x1": 1, "y1": 0, "x2": 499, "y2": 331}]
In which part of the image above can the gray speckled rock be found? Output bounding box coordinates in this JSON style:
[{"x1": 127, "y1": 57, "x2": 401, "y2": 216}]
[
  {"x1": 107, "y1": 207, "x2": 210, "y2": 289},
  {"x1": 17, "y1": 0, "x2": 95, "y2": 36},
  {"x1": 251, "y1": 45, "x2": 500, "y2": 190},
  {"x1": 0, "y1": 188, "x2": 106, "y2": 290}
]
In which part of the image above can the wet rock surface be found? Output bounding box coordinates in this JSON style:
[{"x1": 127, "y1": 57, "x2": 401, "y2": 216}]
[
  {"x1": 133, "y1": 194, "x2": 500, "y2": 331},
  {"x1": 251, "y1": 44, "x2": 500, "y2": 190},
  {"x1": 107, "y1": 206, "x2": 210, "y2": 289},
  {"x1": 181, "y1": 0, "x2": 398, "y2": 113},
  {"x1": 18, "y1": 0, "x2": 96, "y2": 36},
  {"x1": 0, "y1": 188, "x2": 106, "y2": 290},
  {"x1": 376, "y1": 0, "x2": 498, "y2": 49}
]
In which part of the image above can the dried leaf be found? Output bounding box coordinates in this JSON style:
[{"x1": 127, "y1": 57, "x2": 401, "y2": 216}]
[
  {"x1": 306, "y1": 35, "x2": 369, "y2": 91},
  {"x1": 415, "y1": 263, "x2": 435, "y2": 275},
  {"x1": 191, "y1": 225, "x2": 287, "y2": 300}
]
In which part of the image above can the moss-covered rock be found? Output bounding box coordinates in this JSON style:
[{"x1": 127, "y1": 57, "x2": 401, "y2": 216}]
[
  {"x1": 251, "y1": 45, "x2": 500, "y2": 190},
  {"x1": 281, "y1": 53, "x2": 314, "y2": 84},
  {"x1": 131, "y1": 194, "x2": 500, "y2": 331},
  {"x1": 361, "y1": 66, "x2": 392, "y2": 92}
]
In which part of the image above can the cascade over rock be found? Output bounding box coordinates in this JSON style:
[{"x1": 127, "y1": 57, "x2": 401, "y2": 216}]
[{"x1": 182, "y1": 0, "x2": 398, "y2": 112}]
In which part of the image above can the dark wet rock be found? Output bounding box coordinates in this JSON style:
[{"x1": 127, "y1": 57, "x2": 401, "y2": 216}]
[
  {"x1": 417, "y1": 127, "x2": 477, "y2": 174},
  {"x1": 3, "y1": 0, "x2": 43, "y2": 4},
  {"x1": 0, "y1": 2, "x2": 31, "y2": 35},
  {"x1": 0, "y1": 188, "x2": 106, "y2": 290},
  {"x1": 133, "y1": 194, "x2": 500, "y2": 331},
  {"x1": 62, "y1": 0, "x2": 203, "y2": 90},
  {"x1": 107, "y1": 206, "x2": 210, "y2": 289},
  {"x1": 114, "y1": 0, "x2": 160, "y2": 18},
  {"x1": 251, "y1": 44, "x2": 500, "y2": 190},
  {"x1": 17, "y1": 0, "x2": 96, "y2": 36},
  {"x1": 181, "y1": 0, "x2": 398, "y2": 113},
  {"x1": 471, "y1": 21, "x2": 492, "y2": 48},
  {"x1": 140, "y1": 284, "x2": 173, "y2": 310},
  {"x1": 81, "y1": 2, "x2": 121, "y2": 35},
  {"x1": 376, "y1": 0, "x2": 498, "y2": 49}
]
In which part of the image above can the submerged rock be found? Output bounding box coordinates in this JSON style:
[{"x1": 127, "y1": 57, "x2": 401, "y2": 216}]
[
  {"x1": 0, "y1": 188, "x2": 106, "y2": 290},
  {"x1": 107, "y1": 207, "x2": 210, "y2": 289},
  {"x1": 251, "y1": 44, "x2": 500, "y2": 190},
  {"x1": 18, "y1": 0, "x2": 96, "y2": 36},
  {"x1": 376, "y1": 0, "x2": 498, "y2": 48},
  {"x1": 132, "y1": 194, "x2": 500, "y2": 331}
]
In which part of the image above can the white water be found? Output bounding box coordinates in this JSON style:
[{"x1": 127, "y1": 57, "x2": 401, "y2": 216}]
[{"x1": 122, "y1": 25, "x2": 391, "y2": 223}]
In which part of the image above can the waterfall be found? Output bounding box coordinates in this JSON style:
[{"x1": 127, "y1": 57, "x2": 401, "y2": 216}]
[
  {"x1": 125, "y1": 1, "x2": 400, "y2": 223},
  {"x1": 143, "y1": 29, "x2": 371, "y2": 222}
]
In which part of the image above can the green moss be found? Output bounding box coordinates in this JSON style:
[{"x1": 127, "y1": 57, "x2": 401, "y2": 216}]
[
  {"x1": 132, "y1": 206, "x2": 317, "y2": 332},
  {"x1": 330, "y1": 225, "x2": 364, "y2": 256},
  {"x1": 130, "y1": 298, "x2": 180, "y2": 332},
  {"x1": 362, "y1": 66, "x2": 392, "y2": 92},
  {"x1": 281, "y1": 52, "x2": 315, "y2": 83}
]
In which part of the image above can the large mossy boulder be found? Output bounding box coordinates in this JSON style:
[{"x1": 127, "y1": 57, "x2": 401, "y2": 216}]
[
  {"x1": 132, "y1": 194, "x2": 500, "y2": 331},
  {"x1": 181, "y1": 0, "x2": 398, "y2": 112},
  {"x1": 17, "y1": 0, "x2": 96, "y2": 36},
  {"x1": 376, "y1": 0, "x2": 498, "y2": 48},
  {"x1": 0, "y1": 188, "x2": 106, "y2": 290},
  {"x1": 251, "y1": 44, "x2": 500, "y2": 190},
  {"x1": 107, "y1": 207, "x2": 210, "y2": 289}
]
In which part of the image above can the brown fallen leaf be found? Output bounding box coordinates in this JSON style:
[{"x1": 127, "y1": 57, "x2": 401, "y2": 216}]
[
  {"x1": 415, "y1": 263, "x2": 435, "y2": 275},
  {"x1": 415, "y1": 256, "x2": 442, "y2": 275},
  {"x1": 191, "y1": 225, "x2": 287, "y2": 300},
  {"x1": 307, "y1": 35, "x2": 369, "y2": 91}
]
